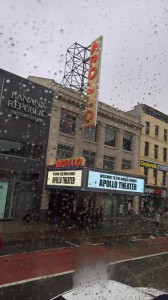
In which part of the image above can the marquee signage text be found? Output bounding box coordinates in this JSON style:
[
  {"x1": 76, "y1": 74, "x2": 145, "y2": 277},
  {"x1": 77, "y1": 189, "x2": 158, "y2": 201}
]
[
  {"x1": 140, "y1": 160, "x2": 168, "y2": 172},
  {"x1": 55, "y1": 157, "x2": 85, "y2": 168},
  {"x1": 7, "y1": 92, "x2": 48, "y2": 123},
  {"x1": 84, "y1": 36, "x2": 103, "y2": 128},
  {"x1": 88, "y1": 171, "x2": 144, "y2": 194},
  {"x1": 47, "y1": 170, "x2": 82, "y2": 187}
]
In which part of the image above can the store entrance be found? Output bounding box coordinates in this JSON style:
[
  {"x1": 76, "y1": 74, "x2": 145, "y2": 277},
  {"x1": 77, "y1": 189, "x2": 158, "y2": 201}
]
[{"x1": 48, "y1": 190, "x2": 76, "y2": 227}]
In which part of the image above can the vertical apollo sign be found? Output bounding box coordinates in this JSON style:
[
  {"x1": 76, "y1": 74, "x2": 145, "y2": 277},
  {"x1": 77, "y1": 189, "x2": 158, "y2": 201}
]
[{"x1": 84, "y1": 36, "x2": 103, "y2": 128}]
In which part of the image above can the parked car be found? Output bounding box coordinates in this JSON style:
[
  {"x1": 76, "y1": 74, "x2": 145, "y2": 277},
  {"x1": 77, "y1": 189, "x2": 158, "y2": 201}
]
[{"x1": 50, "y1": 280, "x2": 167, "y2": 299}]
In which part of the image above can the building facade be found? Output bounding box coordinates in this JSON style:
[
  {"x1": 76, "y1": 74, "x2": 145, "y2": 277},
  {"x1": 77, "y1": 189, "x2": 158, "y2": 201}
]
[
  {"x1": 0, "y1": 69, "x2": 52, "y2": 219},
  {"x1": 128, "y1": 104, "x2": 168, "y2": 214},
  {"x1": 29, "y1": 76, "x2": 143, "y2": 222}
]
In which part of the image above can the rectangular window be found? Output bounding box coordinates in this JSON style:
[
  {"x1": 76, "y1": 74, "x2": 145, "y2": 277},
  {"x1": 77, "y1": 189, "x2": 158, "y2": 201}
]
[
  {"x1": 163, "y1": 147, "x2": 167, "y2": 162},
  {"x1": 123, "y1": 133, "x2": 133, "y2": 151},
  {"x1": 122, "y1": 159, "x2": 132, "y2": 169},
  {"x1": 59, "y1": 110, "x2": 76, "y2": 136},
  {"x1": 103, "y1": 155, "x2": 115, "y2": 172},
  {"x1": 155, "y1": 125, "x2": 159, "y2": 137},
  {"x1": 144, "y1": 141, "x2": 149, "y2": 156},
  {"x1": 0, "y1": 138, "x2": 42, "y2": 159},
  {"x1": 82, "y1": 150, "x2": 96, "y2": 167},
  {"x1": 144, "y1": 167, "x2": 148, "y2": 184},
  {"x1": 57, "y1": 144, "x2": 74, "y2": 159},
  {"x1": 105, "y1": 126, "x2": 116, "y2": 147},
  {"x1": 163, "y1": 171, "x2": 166, "y2": 186},
  {"x1": 145, "y1": 121, "x2": 150, "y2": 135},
  {"x1": 154, "y1": 145, "x2": 158, "y2": 159},
  {"x1": 153, "y1": 169, "x2": 157, "y2": 185},
  {"x1": 84, "y1": 126, "x2": 97, "y2": 142},
  {"x1": 164, "y1": 129, "x2": 167, "y2": 142}
]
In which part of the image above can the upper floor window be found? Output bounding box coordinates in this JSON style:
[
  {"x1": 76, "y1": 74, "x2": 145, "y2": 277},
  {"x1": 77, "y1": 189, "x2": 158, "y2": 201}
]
[
  {"x1": 123, "y1": 133, "x2": 133, "y2": 151},
  {"x1": 163, "y1": 147, "x2": 167, "y2": 162},
  {"x1": 105, "y1": 126, "x2": 116, "y2": 147},
  {"x1": 145, "y1": 121, "x2": 150, "y2": 135},
  {"x1": 163, "y1": 171, "x2": 167, "y2": 186},
  {"x1": 0, "y1": 138, "x2": 42, "y2": 159},
  {"x1": 164, "y1": 129, "x2": 167, "y2": 142},
  {"x1": 144, "y1": 141, "x2": 149, "y2": 157},
  {"x1": 155, "y1": 125, "x2": 159, "y2": 137},
  {"x1": 154, "y1": 144, "x2": 158, "y2": 159},
  {"x1": 103, "y1": 155, "x2": 115, "y2": 172},
  {"x1": 153, "y1": 169, "x2": 157, "y2": 185},
  {"x1": 84, "y1": 126, "x2": 97, "y2": 142},
  {"x1": 59, "y1": 110, "x2": 76, "y2": 136},
  {"x1": 82, "y1": 150, "x2": 96, "y2": 167},
  {"x1": 144, "y1": 167, "x2": 148, "y2": 184},
  {"x1": 57, "y1": 144, "x2": 74, "y2": 159},
  {"x1": 122, "y1": 159, "x2": 132, "y2": 169}
]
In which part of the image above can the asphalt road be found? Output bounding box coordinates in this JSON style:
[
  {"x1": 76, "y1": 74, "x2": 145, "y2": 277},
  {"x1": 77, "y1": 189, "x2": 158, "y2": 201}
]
[{"x1": 0, "y1": 238, "x2": 77, "y2": 256}]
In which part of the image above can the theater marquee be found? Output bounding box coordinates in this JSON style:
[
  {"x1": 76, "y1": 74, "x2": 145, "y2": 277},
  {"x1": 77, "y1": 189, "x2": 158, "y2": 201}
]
[
  {"x1": 87, "y1": 171, "x2": 144, "y2": 193},
  {"x1": 47, "y1": 170, "x2": 82, "y2": 187}
]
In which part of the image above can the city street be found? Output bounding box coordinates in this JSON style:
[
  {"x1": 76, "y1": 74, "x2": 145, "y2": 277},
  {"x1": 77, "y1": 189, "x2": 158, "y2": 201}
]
[{"x1": 1, "y1": 236, "x2": 168, "y2": 299}]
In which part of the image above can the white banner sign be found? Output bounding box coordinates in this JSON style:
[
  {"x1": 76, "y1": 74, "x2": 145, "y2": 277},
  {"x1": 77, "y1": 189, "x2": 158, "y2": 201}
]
[
  {"x1": 47, "y1": 170, "x2": 82, "y2": 187},
  {"x1": 88, "y1": 171, "x2": 144, "y2": 193}
]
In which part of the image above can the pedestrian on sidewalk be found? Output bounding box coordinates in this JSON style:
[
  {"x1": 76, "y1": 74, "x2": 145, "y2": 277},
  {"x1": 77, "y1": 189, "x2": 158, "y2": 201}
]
[{"x1": 155, "y1": 212, "x2": 161, "y2": 226}]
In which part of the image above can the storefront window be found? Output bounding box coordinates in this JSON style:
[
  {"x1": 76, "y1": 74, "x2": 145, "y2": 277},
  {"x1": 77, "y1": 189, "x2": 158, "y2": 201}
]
[
  {"x1": 103, "y1": 155, "x2": 115, "y2": 172},
  {"x1": 57, "y1": 144, "x2": 74, "y2": 159},
  {"x1": 104, "y1": 126, "x2": 116, "y2": 147},
  {"x1": 123, "y1": 133, "x2": 132, "y2": 151},
  {"x1": 84, "y1": 126, "x2": 97, "y2": 142},
  {"x1": 82, "y1": 150, "x2": 96, "y2": 167},
  {"x1": 0, "y1": 138, "x2": 42, "y2": 159},
  {"x1": 122, "y1": 159, "x2": 132, "y2": 169},
  {"x1": 59, "y1": 110, "x2": 76, "y2": 135}
]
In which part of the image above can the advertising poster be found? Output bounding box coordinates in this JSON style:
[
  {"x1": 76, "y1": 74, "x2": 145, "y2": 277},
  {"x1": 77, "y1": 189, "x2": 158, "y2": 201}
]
[{"x1": 0, "y1": 181, "x2": 8, "y2": 218}]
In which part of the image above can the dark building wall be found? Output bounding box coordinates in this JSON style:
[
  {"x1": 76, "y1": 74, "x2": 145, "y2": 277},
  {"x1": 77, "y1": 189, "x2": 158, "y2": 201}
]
[{"x1": 0, "y1": 69, "x2": 53, "y2": 218}]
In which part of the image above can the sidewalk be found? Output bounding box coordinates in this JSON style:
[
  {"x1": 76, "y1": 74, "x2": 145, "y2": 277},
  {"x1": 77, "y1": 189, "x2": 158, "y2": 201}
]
[{"x1": 1, "y1": 215, "x2": 168, "y2": 245}]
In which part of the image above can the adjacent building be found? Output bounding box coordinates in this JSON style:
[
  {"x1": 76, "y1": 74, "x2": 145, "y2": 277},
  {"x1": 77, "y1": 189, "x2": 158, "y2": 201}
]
[
  {"x1": 29, "y1": 76, "x2": 144, "y2": 221},
  {"x1": 0, "y1": 69, "x2": 53, "y2": 219},
  {"x1": 128, "y1": 104, "x2": 168, "y2": 213}
]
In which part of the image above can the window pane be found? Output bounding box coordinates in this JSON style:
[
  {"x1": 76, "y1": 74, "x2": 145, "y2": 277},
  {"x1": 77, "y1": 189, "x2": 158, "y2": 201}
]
[
  {"x1": 122, "y1": 159, "x2": 132, "y2": 169},
  {"x1": 82, "y1": 150, "x2": 96, "y2": 167},
  {"x1": 164, "y1": 129, "x2": 167, "y2": 141},
  {"x1": 103, "y1": 155, "x2": 115, "y2": 172},
  {"x1": 57, "y1": 144, "x2": 73, "y2": 159},
  {"x1": 123, "y1": 133, "x2": 132, "y2": 151},
  {"x1": 163, "y1": 147, "x2": 167, "y2": 162},
  {"x1": 144, "y1": 167, "x2": 148, "y2": 184},
  {"x1": 0, "y1": 138, "x2": 42, "y2": 159},
  {"x1": 145, "y1": 121, "x2": 150, "y2": 135},
  {"x1": 84, "y1": 126, "x2": 97, "y2": 142},
  {"x1": 105, "y1": 126, "x2": 116, "y2": 147},
  {"x1": 155, "y1": 125, "x2": 159, "y2": 136},
  {"x1": 144, "y1": 141, "x2": 149, "y2": 156},
  {"x1": 154, "y1": 144, "x2": 158, "y2": 159},
  {"x1": 59, "y1": 110, "x2": 76, "y2": 135}
]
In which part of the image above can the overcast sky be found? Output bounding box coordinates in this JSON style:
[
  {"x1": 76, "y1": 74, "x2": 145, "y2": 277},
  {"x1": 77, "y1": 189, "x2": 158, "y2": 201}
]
[{"x1": 1, "y1": 0, "x2": 168, "y2": 113}]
